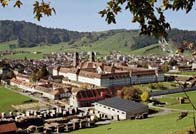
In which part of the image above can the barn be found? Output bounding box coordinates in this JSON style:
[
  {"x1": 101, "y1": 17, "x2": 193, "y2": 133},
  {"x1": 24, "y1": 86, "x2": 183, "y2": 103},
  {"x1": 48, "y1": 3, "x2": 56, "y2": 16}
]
[{"x1": 94, "y1": 97, "x2": 148, "y2": 120}]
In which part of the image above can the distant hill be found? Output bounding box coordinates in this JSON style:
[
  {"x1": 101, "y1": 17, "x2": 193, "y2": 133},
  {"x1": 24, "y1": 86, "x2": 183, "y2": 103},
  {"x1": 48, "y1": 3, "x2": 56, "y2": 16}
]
[
  {"x1": 0, "y1": 20, "x2": 196, "y2": 53},
  {"x1": 0, "y1": 20, "x2": 84, "y2": 47},
  {"x1": 0, "y1": 20, "x2": 157, "y2": 50}
]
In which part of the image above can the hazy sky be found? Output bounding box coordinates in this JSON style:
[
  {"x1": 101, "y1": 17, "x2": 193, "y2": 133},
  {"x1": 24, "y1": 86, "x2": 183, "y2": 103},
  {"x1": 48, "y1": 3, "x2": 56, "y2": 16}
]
[{"x1": 0, "y1": 0, "x2": 196, "y2": 32}]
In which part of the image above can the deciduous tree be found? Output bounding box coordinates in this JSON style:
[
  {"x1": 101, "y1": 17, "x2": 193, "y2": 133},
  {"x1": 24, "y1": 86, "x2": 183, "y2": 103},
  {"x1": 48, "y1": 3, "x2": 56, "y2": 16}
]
[
  {"x1": 100, "y1": 0, "x2": 195, "y2": 38},
  {"x1": 0, "y1": 0, "x2": 55, "y2": 21}
]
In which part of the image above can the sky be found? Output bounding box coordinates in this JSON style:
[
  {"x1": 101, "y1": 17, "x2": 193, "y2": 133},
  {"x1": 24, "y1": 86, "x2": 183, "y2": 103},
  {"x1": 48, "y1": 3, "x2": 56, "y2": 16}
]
[{"x1": 0, "y1": 0, "x2": 196, "y2": 32}]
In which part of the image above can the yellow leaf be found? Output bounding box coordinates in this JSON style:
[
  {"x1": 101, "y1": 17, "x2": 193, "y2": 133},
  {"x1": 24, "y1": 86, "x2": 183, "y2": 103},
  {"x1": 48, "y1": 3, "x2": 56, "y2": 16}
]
[
  {"x1": 140, "y1": 91, "x2": 149, "y2": 102},
  {"x1": 14, "y1": 0, "x2": 23, "y2": 8},
  {"x1": 1, "y1": 0, "x2": 9, "y2": 7}
]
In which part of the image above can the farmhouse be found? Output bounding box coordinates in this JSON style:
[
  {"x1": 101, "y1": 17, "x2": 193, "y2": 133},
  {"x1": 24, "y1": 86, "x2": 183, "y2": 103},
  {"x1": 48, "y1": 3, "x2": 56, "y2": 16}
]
[{"x1": 94, "y1": 97, "x2": 148, "y2": 120}]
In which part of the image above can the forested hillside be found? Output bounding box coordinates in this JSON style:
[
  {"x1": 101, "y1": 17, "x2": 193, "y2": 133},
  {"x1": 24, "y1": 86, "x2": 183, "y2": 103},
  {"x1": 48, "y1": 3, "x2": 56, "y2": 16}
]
[
  {"x1": 0, "y1": 20, "x2": 196, "y2": 51},
  {"x1": 0, "y1": 20, "x2": 156, "y2": 49}
]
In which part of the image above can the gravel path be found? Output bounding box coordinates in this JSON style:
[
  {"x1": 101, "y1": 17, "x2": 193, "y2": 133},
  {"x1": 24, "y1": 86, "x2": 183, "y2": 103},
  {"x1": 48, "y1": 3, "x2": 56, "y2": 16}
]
[{"x1": 148, "y1": 103, "x2": 193, "y2": 117}]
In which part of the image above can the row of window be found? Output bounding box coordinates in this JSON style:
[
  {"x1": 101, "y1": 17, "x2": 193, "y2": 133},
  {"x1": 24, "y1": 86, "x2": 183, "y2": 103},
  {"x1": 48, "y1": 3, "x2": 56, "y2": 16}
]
[{"x1": 95, "y1": 103, "x2": 125, "y2": 114}]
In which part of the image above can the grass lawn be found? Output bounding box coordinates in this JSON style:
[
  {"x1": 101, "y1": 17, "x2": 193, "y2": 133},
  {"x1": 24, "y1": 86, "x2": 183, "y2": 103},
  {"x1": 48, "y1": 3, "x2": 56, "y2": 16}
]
[
  {"x1": 0, "y1": 40, "x2": 17, "y2": 51},
  {"x1": 72, "y1": 113, "x2": 193, "y2": 134},
  {"x1": 168, "y1": 71, "x2": 196, "y2": 76},
  {"x1": 1, "y1": 42, "x2": 90, "y2": 59},
  {"x1": 131, "y1": 44, "x2": 165, "y2": 56},
  {"x1": 158, "y1": 91, "x2": 196, "y2": 110},
  {"x1": 3, "y1": 53, "x2": 44, "y2": 60},
  {"x1": 132, "y1": 82, "x2": 178, "y2": 92},
  {"x1": 0, "y1": 41, "x2": 176, "y2": 60},
  {"x1": 0, "y1": 86, "x2": 33, "y2": 112}
]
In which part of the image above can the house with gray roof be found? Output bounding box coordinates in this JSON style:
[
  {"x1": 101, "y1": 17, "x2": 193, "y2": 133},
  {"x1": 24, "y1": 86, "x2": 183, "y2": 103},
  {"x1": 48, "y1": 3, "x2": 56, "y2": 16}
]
[{"x1": 94, "y1": 97, "x2": 148, "y2": 120}]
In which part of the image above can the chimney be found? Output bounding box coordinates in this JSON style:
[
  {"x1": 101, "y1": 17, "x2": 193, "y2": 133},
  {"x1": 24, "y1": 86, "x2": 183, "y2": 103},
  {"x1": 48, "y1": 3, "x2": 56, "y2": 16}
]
[
  {"x1": 73, "y1": 52, "x2": 79, "y2": 67},
  {"x1": 111, "y1": 63, "x2": 115, "y2": 73},
  {"x1": 89, "y1": 51, "x2": 95, "y2": 62}
]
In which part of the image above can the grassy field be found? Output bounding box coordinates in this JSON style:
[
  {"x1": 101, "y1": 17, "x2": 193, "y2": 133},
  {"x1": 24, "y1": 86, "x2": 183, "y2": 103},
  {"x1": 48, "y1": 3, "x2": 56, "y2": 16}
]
[
  {"x1": 132, "y1": 82, "x2": 178, "y2": 92},
  {"x1": 0, "y1": 40, "x2": 177, "y2": 59},
  {"x1": 73, "y1": 113, "x2": 193, "y2": 134},
  {"x1": 131, "y1": 42, "x2": 177, "y2": 56},
  {"x1": 168, "y1": 71, "x2": 196, "y2": 76},
  {"x1": 0, "y1": 86, "x2": 33, "y2": 112},
  {"x1": 131, "y1": 44, "x2": 165, "y2": 55},
  {"x1": 158, "y1": 91, "x2": 196, "y2": 110},
  {"x1": 0, "y1": 43, "x2": 167, "y2": 59},
  {"x1": 0, "y1": 42, "x2": 89, "y2": 59},
  {"x1": 0, "y1": 40, "x2": 191, "y2": 60},
  {"x1": 4, "y1": 53, "x2": 44, "y2": 60},
  {"x1": 0, "y1": 40, "x2": 17, "y2": 51}
]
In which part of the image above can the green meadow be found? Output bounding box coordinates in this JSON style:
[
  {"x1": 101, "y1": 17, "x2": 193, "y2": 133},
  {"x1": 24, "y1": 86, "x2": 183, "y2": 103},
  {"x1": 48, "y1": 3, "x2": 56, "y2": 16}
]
[
  {"x1": 159, "y1": 91, "x2": 196, "y2": 110},
  {"x1": 0, "y1": 86, "x2": 32, "y2": 113},
  {"x1": 73, "y1": 113, "x2": 193, "y2": 134},
  {"x1": 0, "y1": 41, "x2": 175, "y2": 60}
]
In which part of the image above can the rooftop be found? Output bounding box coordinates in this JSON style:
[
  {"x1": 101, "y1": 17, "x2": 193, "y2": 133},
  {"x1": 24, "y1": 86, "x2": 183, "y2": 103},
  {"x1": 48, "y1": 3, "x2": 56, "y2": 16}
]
[
  {"x1": 95, "y1": 97, "x2": 148, "y2": 113},
  {"x1": 0, "y1": 122, "x2": 17, "y2": 134}
]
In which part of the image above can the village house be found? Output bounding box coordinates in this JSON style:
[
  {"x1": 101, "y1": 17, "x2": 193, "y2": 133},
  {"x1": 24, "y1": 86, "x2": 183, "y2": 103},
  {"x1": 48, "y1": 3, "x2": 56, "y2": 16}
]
[
  {"x1": 15, "y1": 73, "x2": 30, "y2": 82},
  {"x1": 94, "y1": 97, "x2": 149, "y2": 120},
  {"x1": 47, "y1": 75, "x2": 64, "y2": 83},
  {"x1": 10, "y1": 78, "x2": 70, "y2": 100},
  {"x1": 69, "y1": 87, "x2": 116, "y2": 107},
  {"x1": 192, "y1": 62, "x2": 196, "y2": 70}
]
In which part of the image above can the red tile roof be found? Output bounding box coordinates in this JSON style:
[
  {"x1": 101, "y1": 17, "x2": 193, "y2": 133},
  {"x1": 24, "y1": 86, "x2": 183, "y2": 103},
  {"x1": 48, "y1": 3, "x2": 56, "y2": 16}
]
[
  {"x1": 78, "y1": 70, "x2": 129, "y2": 79},
  {"x1": 0, "y1": 123, "x2": 17, "y2": 134},
  {"x1": 131, "y1": 70, "x2": 156, "y2": 76}
]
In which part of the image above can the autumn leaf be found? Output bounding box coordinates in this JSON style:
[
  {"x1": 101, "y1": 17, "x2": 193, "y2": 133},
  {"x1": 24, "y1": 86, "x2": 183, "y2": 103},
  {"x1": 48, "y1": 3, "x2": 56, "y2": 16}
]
[
  {"x1": 0, "y1": 0, "x2": 9, "y2": 7},
  {"x1": 33, "y1": 1, "x2": 55, "y2": 21},
  {"x1": 14, "y1": 0, "x2": 23, "y2": 8}
]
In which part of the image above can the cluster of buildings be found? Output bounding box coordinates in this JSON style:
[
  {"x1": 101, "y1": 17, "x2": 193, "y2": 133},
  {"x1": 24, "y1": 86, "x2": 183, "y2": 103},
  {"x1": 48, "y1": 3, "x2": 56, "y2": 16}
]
[
  {"x1": 0, "y1": 107, "x2": 94, "y2": 133},
  {"x1": 0, "y1": 52, "x2": 166, "y2": 104},
  {"x1": 10, "y1": 78, "x2": 70, "y2": 100},
  {"x1": 1, "y1": 51, "x2": 196, "y2": 133},
  {"x1": 0, "y1": 97, "x2": 149, "y2": 133},
  {"x1": 53, "y1": 52, "x2": 165, "y2": 87},
  {"x1": 0, "y1": 50, "x2": 31, "y2": 57},
  {"x1": 4, "y1": 52, "x2": 166, "y2": 108}
]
